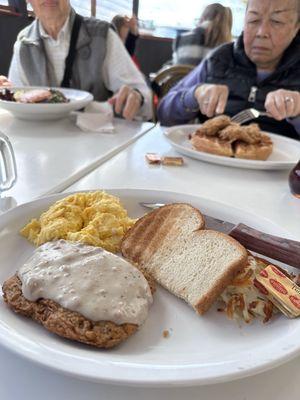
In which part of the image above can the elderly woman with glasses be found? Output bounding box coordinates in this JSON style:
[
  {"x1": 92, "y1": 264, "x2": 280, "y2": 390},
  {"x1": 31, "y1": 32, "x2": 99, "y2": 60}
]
[{"x1": 157, "y1": 0, "x2": 300, "y2": 139}]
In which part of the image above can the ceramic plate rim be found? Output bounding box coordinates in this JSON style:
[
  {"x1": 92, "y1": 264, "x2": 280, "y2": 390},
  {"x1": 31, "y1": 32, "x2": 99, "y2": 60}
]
[
  {"x1": 0, "y1": 86, "x2": 93, "y2": 118},
  {"x1": 0, "y1": 86, "x2": 93, "y2": 104},
  {"x1": 0, "y1": 188, "x2": 299, "y2": 387},
  {"x1": 163, "y1": 124, "x2": 300, "y2": 170}
]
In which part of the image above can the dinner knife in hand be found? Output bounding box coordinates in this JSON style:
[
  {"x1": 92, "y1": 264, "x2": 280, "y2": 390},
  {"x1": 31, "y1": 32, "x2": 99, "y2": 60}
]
[{"x1": 139, "y1": 202, "x2": 300, "y2": 269}]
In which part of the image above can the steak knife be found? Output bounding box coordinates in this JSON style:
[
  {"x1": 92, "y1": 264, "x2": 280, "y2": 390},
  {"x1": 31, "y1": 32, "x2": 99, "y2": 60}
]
[{"x1": 139, "y1": 202, "x2": 300, "y2": 269}]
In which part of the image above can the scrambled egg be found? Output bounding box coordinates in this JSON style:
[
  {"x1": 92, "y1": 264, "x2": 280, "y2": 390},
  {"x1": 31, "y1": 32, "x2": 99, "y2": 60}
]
[{"x1": 20, "y1": 191, "x2": 135, "y2": 253}]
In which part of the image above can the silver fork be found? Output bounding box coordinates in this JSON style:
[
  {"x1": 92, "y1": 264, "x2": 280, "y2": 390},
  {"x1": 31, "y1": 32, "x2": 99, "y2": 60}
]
[{"x1": 231, "y1": 108, "x2": 269, "y2": 124}]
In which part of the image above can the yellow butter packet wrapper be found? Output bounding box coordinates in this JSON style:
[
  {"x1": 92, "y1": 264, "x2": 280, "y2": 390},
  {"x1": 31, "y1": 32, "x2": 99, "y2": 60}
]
[{"x1": 255, "y1": 265, "x2": 300, "y2": 318}]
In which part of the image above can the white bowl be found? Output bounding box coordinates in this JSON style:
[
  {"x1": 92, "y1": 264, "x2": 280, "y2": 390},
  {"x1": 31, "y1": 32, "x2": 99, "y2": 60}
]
[{"x1": 0, "y1": 87, "x2": 93, "y2": 121}]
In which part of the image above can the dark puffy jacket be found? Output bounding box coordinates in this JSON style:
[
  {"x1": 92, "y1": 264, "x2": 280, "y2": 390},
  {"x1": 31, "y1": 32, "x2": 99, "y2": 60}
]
[{"x1": 204, "y1": 32, "x2": 300, "y2": 139}]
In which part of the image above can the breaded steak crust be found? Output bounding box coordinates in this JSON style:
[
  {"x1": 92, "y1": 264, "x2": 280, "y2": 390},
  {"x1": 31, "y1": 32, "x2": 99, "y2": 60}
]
[{"x1": 2, "y1": 273, "x2": 155, "y2": 348}]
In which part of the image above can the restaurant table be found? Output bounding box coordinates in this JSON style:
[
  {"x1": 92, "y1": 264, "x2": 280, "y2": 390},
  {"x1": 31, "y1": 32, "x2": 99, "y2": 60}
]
[
  {"x1": 0, "y1": 125, "x2": 300, "y2": 400},
  {"x1": 65, "y1": 125, "x2": 300, "y2": 238},
  {"x1": 0, "y1": 109, "x2": 154, "y2": 205}
]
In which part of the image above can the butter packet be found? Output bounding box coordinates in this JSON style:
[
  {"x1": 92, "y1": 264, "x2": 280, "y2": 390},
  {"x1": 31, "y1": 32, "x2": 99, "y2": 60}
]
[
  {"x1": 162, "y1": 156, "x2": 184, "y2": 166},
  {"x1": 145, "y1": 154, "x2": 184, "y2": 166},
  {"x1": 254, "y1": 265, "x2": 300, "y2": 318},
  {"x1": 145, "y1": 153, "x2": 161, "y2": 164}
]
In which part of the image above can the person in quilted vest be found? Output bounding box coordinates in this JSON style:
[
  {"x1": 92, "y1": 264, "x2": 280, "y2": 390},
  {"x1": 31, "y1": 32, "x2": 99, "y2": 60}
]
[{"x1": 8, "y1": 0, "x2": 152, "y2": 121}]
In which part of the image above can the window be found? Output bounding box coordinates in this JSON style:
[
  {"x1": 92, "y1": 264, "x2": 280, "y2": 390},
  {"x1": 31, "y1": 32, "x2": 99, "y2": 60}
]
[
  {"x1": 71, "y1": 0, "x2": 133, "y2": 21},
  {"x1": 95, "y1": 0, "x2": 133, "y2": 21},
  {"x1": 0, "y1": 0, "x2": 9, "y2": 5},
  {"x1": 71, "y1": 0, "x2": 92, "y2": 17},
  {"x1": 138, "y1": 0, "x2": 246, "y2": 38}
]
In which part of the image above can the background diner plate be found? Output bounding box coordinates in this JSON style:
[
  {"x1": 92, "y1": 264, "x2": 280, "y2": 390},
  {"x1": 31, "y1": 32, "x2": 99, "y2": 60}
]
[
  {"x1": 0, "y1": 86, "x2": 93, "y2": 121},
  {"x1": 0, "y1": 188, "x2": 299, "y2": 387},
  {"x1": 164, "y1": 124, "x2": 300, "y2": 170}
]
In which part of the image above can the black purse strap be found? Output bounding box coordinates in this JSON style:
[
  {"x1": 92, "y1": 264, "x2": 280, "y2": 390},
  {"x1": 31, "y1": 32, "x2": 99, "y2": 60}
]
[{"x1": 61, "y1": 14, "x2": 83, "y2": 88}]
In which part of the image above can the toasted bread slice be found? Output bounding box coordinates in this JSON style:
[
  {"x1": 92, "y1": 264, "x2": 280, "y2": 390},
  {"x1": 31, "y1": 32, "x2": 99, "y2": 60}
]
[
  {"x1": 122, "y1": 204, "x2": 247, "y2": 314},
  {"x1": 191, "y1": 134, "x2": 234, "y2": 157},
  {"x1": 234, "y1": 134, "x2": 273, "y2": 160},
  {"x1": 122, "y1": 203, "x2": 205, "y2": 266}
]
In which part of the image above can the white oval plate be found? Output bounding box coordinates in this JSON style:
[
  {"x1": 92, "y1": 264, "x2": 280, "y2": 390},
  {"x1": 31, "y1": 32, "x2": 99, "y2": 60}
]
[
  {"x1": 0, "y1": 188, "x2": 300, "y2": 387},
  {"x1": 0, "y1": 86, "x2": 93, "y2": 121},
  {"x1": 164, "y1": 124, "x2": 300, "y2": 170}
]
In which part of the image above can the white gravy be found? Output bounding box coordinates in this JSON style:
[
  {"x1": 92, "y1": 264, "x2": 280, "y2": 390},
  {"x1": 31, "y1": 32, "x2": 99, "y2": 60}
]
[{"x1": 18, "y1": 240, "x2": 153, "y2": 325}]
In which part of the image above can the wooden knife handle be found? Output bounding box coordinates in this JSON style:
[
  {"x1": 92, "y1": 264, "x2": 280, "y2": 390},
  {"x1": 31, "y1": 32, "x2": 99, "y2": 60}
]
[{"x1": 230, "y1": 223, "x2": 300, "y2": 269}]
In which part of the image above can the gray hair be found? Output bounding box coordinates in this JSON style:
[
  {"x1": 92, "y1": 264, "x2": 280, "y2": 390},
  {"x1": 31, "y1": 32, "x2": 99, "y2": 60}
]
[{"x1": 247, "y1": 0, "x2": 300, "y2": 23}]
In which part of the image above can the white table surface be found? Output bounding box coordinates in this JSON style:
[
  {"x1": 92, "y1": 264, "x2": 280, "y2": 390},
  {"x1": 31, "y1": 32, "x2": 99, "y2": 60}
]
[
  {"x1": 0, "y1": 109, "x2": 154, "y2": 205},
  {"x1": 0, "y1": 124, "x2": 299, "y2": 399},
  {"x1": 66, "y1": 125, "x2": 300, "y2": 238}
]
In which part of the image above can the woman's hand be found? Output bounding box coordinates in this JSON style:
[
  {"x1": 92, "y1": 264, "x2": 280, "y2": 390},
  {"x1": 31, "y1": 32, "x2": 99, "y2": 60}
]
[
  {"x1": 109, "y1": 85, "x2": 143, "y2": 120},
  {"x1": 265, "y1": 89, "x2": 300, "y2": 120},
  {"x1": 128, "y1": 14, "x2": 139, "y2": 36},
  {"x1": 194, "y1": 84, "x2": 229, "y2": 117}
]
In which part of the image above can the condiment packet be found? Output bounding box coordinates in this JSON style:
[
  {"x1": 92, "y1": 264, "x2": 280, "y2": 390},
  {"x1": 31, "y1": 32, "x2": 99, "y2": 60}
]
[
  {"x1": 255, "y1": 265, "x2": 300, "y2": 318},
  {"x1": 162, "y1": 156, "x2": 184, "y2": 166},
  {"x1": 145, "y1": 154, "x2": 184, "y2": 166},
  {"x1": 145, "y1": 153, "x2": 161, "y2": 164}
]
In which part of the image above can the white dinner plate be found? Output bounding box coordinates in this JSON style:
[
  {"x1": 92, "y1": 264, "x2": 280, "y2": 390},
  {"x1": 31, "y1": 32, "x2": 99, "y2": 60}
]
[
  {"x1": 0, "y1": 86, "x2": 93, "y2": 121},
  {"x1": 0, "y1": 188, "x2": 299, "y2": 387},
  {"x1": 164, "y1": 124, "x2": 300, "y2": 170}
]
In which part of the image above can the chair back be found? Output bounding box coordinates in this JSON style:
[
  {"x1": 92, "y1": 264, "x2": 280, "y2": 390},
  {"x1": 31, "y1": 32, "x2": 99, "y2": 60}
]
[
  {"x1": 150, "y1": 64, "x2": 194, "y2": 120},
  {"x1": 151, "y1": 64, "x2": 194, "y2": 98}
]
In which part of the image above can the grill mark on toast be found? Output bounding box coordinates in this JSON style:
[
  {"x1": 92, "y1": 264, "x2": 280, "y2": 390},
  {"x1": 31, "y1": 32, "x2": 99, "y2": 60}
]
[
  {"x1": 136, "y1": 206, "x2": 188, "y2": 264},
  {"x1": 122, "y1": 204, "x2": 204, "y2": 265},
  {"x1": 122, "y1": 204, "x2": 247, "y2": 316},
  {"x1": 123, "y1": 205, "x2": 184, "y2": 264}
]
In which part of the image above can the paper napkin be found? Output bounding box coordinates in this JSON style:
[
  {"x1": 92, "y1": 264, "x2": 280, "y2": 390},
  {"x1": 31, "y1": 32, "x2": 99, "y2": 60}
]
[{"x1": 76, "y1": 101, "x2": 115, "y2": 133}]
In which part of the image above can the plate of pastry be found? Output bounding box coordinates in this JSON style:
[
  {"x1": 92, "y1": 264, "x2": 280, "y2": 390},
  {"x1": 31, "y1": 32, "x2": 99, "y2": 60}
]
[
  {"x1": 1, "y1": 189, "x2": 300, "y2": 387},
  {"x1": 163, "y1": 116, "x2": 300, "y2": 170}
]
